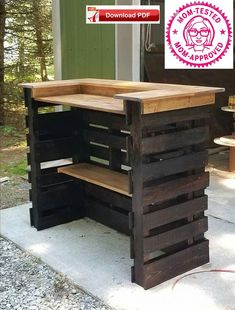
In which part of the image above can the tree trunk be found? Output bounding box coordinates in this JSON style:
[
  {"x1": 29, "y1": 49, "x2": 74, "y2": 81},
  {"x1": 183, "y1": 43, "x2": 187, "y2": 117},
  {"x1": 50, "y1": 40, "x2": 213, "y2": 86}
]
[
  {"x1": 32, "y1": 0, "x2": 48, "y2": 81},
  {"x1": 0, "y1": 0, "x2": 6, "y2": 125}
]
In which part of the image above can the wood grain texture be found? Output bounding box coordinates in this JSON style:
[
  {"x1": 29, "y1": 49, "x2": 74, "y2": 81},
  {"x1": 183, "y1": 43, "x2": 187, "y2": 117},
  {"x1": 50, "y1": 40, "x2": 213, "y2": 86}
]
[
  {"x1": 143, "y1": 172, "x2": 209, "y2": 206},
  {"x1": 142, "y1": 151, "x2": 208, "y2": 182},
  {"x1": 36, "y1": 94, "x2": 125, "y2": 114},
  {"x1": 143, "y1": 240, "x2": 209, "y2": 289},
  {"x1": 144, "y1": 217, "x2": 208, "y2": 254},
  {"x1": 58, "y1": 163, "x2": 131, "y2": 196},
  {"x1": 143, "y1": 196, "x2": 208, "y2": 232},
  {"x1": 20, "y1": 78, "x2": 224, "y2": 114},
  {"x1": 142, "y1": 126, "x2": 209, "y2": 155}
]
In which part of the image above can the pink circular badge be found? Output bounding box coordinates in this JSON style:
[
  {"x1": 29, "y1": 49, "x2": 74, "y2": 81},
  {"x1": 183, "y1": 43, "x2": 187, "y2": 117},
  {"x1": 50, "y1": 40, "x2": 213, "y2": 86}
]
[{"x1": 166, "y1": 1, "x2": 232, "y2": 68}]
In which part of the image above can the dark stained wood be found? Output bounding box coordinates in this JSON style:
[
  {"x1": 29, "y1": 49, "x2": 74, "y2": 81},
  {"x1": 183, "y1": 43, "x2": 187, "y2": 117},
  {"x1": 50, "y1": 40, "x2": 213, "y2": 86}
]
[
  {"x1": 22, "y1": 79, "x2": 213, "y2": 289},
  {"x1": 24, "y1": 89, "x2": 41, "y2": 228},
  {"x1": 144, "y1": 217, "x2": 208, "y2": 254},
  {"x1": 38, "y1": 172, "x2": 73, "y2": 189},
  {"x1": 143, "y1": 239, "x2": 209, "y2": 289},
  {"x1": 89, "y1": 144, "x2": 129, "y2": 166},
  {"x1": 84, "y1": 128, "x2": 127, "y2": 150},
  {"x1": 128, "y1": 100, "x2": 145, "y2": 286},
  {"x1": 37, "y1": 204, "x2": 84, "y2": 231},
  {"x1": 142, "y1": 127, "x2": 209, "y2": 155},
  {"x1": 37, "y1": 110, "x2": 76, "y2": 138},
  {"x1": 85, "y1": 197, "x2": 130, "y2": 235},
  {"x1": 84, "y1": 183, "x2": 132, "y2": 212},
  {"x1": 37, "y1": 183, "x2": 83, "y2": 211},
  {"x1": 83, "y1": 110, "x2": 128, "y2": 131},
  {"x1": 143, "y1": 172, "x2": 209, "y2": 206},
  {"x1": 143, "y1": 151, "x2": 208, "y2": 182},
  {"x1": 143, "y1": 195, "x2": 208, "y2": 233},
  {"x1": 35, "y1": 137, "x2": 77, "y2": 163},
  {"x1": 142, "y1": 106, "x2": 211, "y2": 129}
]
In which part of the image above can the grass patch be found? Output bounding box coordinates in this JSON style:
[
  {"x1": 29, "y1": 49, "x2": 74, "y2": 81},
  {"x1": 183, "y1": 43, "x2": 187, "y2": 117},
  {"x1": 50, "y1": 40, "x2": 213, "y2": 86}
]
[{"x1": 0, "y1": 159, "x2": 28, "y2": 177}]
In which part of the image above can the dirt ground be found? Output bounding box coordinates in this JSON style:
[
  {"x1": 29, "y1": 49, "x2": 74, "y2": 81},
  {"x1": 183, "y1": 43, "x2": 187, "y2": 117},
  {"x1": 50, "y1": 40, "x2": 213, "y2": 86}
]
[{"x1": 0, "y1": 126, "x2": 29, "y2": 209}]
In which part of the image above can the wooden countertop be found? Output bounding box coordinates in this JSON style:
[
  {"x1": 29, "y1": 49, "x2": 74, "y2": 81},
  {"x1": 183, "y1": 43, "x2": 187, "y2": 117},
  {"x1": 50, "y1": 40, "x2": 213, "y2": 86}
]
[{"x1": 19, "y1": 78, "x2": 224, "y2": 114}]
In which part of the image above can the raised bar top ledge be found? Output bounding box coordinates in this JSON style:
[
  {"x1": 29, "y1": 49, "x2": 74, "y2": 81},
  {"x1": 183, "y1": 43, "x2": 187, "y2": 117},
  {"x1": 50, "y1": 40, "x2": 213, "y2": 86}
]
[
  {"x1": 19, "y1": 78, "x2": 224, "y2": 93},
  {"x1": 19, "y1": 78, "x2": 225, "y2": 114}
]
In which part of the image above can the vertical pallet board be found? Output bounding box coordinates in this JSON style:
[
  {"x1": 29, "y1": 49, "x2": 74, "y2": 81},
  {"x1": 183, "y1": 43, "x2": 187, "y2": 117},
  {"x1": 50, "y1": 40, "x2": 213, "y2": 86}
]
[
  {"x1": 127, "y1": 100, "x2": 145, "y2": 286},
  {"x1": 26, "y1": 95, "x2": 85, "y2": 230},
  {"x1": 128, "y1": 104, "x2": 210, "y2": 289}
]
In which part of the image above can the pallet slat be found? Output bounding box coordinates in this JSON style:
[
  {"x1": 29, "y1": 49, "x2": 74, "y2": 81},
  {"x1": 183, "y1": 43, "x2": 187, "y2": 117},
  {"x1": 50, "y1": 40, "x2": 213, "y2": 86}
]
[
  {"x1": 84, "y1": 128, "x2": 127, "y2": 150},
  {"x1": 83, "y1": 110, "x2": 128, "y2": 131},
  {"x1": 143, "y1": 195, "x2": 208, "y2": 232},
  {"x1": 142, "y1": 106, "x2": 210, "y2": 128},
  {"x1": 36, "y1": 183, "x2": 82, "y2": 210},
  {"x1": 142, "y1": 240, "x2": 209, "y2": 289},
  {"x1": 144, "y1": 217, "x2": 208, "y2": 254},
  {"x1": 85, "y1": 197, "x2": 130, "y2": 235},
  {"x1": 85, "y1": 183, "x2": 132, "y2": 212},
  {"x1": 143, "y1": 172, "x2": 209, "y2": 206},
  {"x1": 143, "y1": 151, "x2": 208, "y2": 182},
  {"x1": 142, "y1": 127, "x2": 209, "y2": 155},
  {"x1": 35, "y1": 137, "x2": 77, "y2": 162}
]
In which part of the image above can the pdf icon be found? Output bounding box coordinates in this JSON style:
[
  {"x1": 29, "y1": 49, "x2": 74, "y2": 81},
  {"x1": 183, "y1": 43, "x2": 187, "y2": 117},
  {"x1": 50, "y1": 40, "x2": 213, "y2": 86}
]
[{"x1": 165, "y1": 0, "x2": 233, "y2": 69}]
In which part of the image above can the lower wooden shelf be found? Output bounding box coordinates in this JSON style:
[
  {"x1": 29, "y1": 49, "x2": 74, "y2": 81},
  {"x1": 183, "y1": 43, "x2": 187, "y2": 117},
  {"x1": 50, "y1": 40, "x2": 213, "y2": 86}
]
[{"x1": 58, "y1": 163, "x2": 132, "y2": 197}]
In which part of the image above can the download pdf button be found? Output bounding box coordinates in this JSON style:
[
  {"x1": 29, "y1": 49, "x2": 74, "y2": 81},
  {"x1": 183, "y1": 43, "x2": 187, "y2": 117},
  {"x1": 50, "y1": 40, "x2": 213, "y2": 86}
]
[{"x1": 86, "y1": 5, "x2": 160, "y2": 24}]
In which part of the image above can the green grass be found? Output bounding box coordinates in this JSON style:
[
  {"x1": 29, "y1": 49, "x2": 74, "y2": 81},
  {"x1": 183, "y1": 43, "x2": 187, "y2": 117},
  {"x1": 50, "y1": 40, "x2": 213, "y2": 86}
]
[
  {"x1": 9, "y1": 160, "x2": 28, "y2": 176},
  {"x1": 0, "y1": 160, "x2": 28, "y2": 177}
]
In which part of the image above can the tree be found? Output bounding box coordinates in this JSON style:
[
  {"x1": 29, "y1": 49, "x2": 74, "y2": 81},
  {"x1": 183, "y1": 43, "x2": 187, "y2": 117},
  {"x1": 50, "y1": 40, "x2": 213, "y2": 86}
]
[
  {"x1": 3, "y1": 0, "x2": 53, "y2": 127},
  {"x1": 0, "y1": 0, "x2": 6, "y2": 125}
]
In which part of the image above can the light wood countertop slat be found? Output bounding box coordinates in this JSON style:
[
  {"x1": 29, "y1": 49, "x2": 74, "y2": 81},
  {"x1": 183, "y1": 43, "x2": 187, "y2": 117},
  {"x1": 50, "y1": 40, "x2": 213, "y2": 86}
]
[
  {"x1": 36, "y1": 94, "x2": 124, "y2": 114},
  {"x1": 58, "y1": 163, "x2": 131, "y2": 197}
]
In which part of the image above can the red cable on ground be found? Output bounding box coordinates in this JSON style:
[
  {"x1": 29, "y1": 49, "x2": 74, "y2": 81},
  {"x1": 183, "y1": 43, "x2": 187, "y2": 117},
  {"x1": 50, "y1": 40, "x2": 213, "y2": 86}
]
[{"x1": 172, "y1": 269, "x2": 235, "y2": 291}]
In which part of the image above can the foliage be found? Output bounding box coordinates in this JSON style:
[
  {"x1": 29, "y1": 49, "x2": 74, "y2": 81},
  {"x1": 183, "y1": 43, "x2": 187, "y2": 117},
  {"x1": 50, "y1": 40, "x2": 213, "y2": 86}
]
[{"x1": 1, "y1": 0, "x2": 54, "y2": 127}]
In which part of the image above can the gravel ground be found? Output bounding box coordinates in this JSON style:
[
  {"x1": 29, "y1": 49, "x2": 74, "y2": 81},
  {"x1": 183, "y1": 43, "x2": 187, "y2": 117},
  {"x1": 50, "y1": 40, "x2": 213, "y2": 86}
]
[
  {"x1": 0, "y1": 177, "x2": 30, "y2": 210},
  {"x1": 0, "y1": 237, "x2": 111, "y2": 310}
]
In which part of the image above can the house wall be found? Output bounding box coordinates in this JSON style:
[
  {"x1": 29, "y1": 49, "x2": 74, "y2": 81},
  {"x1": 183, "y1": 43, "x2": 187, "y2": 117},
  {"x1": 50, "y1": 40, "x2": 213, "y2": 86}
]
[{"x1": 59, "y1": 0, "x2": 115, "y2": 79}]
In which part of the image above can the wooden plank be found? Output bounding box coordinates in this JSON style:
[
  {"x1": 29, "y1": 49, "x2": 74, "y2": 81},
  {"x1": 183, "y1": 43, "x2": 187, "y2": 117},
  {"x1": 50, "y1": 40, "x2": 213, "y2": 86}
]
[
  {"x1": 24, "y1": 89, "x2": 41, "y2": 228},
  {"x1": 83, "y1": 110, "x2": 128, "y2": 131},
  {"x1": 36, "y1": 204, "x2": 84, "y2": 231},
  {"x1": 143, "y1": 151, "x2": 208, "y2": 182},
  {"x1": 142, "y1": 240, "x2": 209, "y2": 289},
  {"x1": 84, "y1": 183, "x2": 132, "y2": 212},
  {"x1": 143, "y1": 172, "x2": 209, "y2": 206},
  {"x1": 128, "y1": 101, "x2": 145, "y2": 285},
  {"x1": 115, "y1": 88, "x2": 221, "y2": 101},
  {"x1": 85, "y1": 197, "x2": 130, "y2": 235},
  {"x1": 36, "y1": 94, "x2": 124, "y2": 114},
  {"x1": 32, "y1": 85, "x2": 80, "y2": 98},
  {"x1": 142, "y1": 127, "x2": 209, "y2": 155},
  {"x1": 89, "y1": 144, "x2": 109, "y2": 161},
  {"x1": 58, "y1": 163, "x2": 132, "y2": 197},
  {"x1": 84, "y1": 128, "x2": 127, "y2": 150},
  {"x1": 89, "y1": 144, "x2": 129, "y2": 166},
  {"x1": 144, "y1": 217, "x2": 208, "y2": 254},
  {"x1": 143, "y1": 195, "x2": 207, "y2": 232},
  {"x1": 142, "y1": 106, "x2": 210, "y2": 128},
  {"x1": 37, "y1": 111, "x2": 76, "y2": 137},
  {"x1": 35, "y1": 137, "x2": 77, "y2": 163},
  {"x1": 37, "y1": 183, "x2": 83, "y2": 211},
  {"x1": 38, "y1": 173, "x2": 73, "y2": 188},
  {"x1": 229, "y1": 147, "x2": 235, "y2": 172},
  {"x1": 143, "y1": 94, "x2": 215, "y2": 114}
]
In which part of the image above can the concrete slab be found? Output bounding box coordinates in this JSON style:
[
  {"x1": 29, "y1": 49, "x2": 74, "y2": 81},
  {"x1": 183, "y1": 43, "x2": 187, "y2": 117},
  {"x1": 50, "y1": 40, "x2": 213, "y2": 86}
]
[{"x1": 1, "y1": 200, "x2": 235, "y2": 310}]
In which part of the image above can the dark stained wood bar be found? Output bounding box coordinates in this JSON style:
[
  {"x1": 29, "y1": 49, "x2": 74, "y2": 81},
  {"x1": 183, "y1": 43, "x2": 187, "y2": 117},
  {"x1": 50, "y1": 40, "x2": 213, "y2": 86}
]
[{"x1": 20, "y1": 78, "x2": 224, "y2": 289}]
